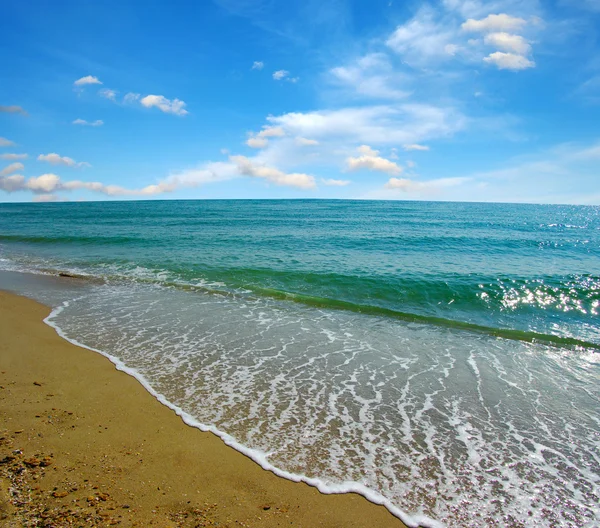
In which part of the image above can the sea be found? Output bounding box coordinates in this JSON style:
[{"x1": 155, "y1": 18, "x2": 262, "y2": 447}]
[{"x1": 0, "y1": 199, "x2": 598, "y2": 528}]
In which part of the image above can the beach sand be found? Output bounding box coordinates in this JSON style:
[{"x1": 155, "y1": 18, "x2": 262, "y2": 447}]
[{"x1": 0, "y1": 290, "x2": 407, "y2": 528}]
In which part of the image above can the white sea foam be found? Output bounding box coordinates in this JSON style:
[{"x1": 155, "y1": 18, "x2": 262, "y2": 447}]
[
  {"x1": 22, "y1": 281, "x2": 599, "y2": 528},
  {"x1": 43, "y1": 297, "x2": 443, "y2": 528}
]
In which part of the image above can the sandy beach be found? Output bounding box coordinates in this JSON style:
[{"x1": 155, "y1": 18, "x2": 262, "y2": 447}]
[{"x1": 0, "y1": 290, "x2": 407, "y2": 528}]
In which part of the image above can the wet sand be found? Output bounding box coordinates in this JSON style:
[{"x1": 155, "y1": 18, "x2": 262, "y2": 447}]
[{"x1": 0, "y1": 290, "x2": 408, "y2": 528}]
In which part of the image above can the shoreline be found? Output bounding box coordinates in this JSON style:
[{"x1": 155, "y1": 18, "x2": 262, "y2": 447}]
[{"x1": 0, "y1": 290, "x2": 410, "y2": 528}]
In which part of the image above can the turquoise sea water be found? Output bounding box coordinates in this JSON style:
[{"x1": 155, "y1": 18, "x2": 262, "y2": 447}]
[{"x1": 0, "y1": 200, "x2": 598, "y2": 527}]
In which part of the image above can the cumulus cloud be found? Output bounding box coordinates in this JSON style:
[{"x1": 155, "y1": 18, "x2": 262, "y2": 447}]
[
  {"x1": 252, "y1": 61, "x2": 264, "y2": 70},
  {"x1": 2, "y1": 149, "x2": 318, "y2": 198},
  {"x1": 230, "y1": 155, "x2": 316, "y2": 189},
  {"x1": 321, "y1": 178, "x2": 351, "y2": 186},
  {"x1": 385, "y1": 7, "x2": 537, "y2": 72},
  {"x1": 73, "y1": 118, "x2": 104, "y2": 126},
  {"x1": 403, "y1": 143, "x2": 430, "y2": 151},
  {"x1": 1, "y1": 162, "x2": 24, "y2": 177},
  {"x1": 246, "y1": 126, "x2": 286, "y2": 148},
  {"x1": 246, "y1": 136, "x2": 269, "y2": 149},
  {"x1": 484, "y1": 32, "x2": 531, "y2": 55},
  {"x1": 273, "y1": 70, "x2": 289, "y2": 80},
  {"x1": 273, "y1": 70, "x2": 298, "y2": 82},
  {"x1": 295, "y1": 137, "x2": 319, "y2": 146},
  {"x1": 140, "y1": 95, "x2": 188, "y2": 116},
  {"x1": 0, "y1": 174, "x2": 25, "y2": 192},
  {"x1": 0, "y1": 137, "x2": 15, "y2": 147},
  {"x1": 259, "y1": 126, "x2": 285, "y2": 138},
  {"x1": 346, "y1": 145, "x2": 403, "y2": 175},
  {"x1": 38, "y1": 153, "x2": 90, "y2": 168},
  {"x1": 0, "y1": 153, "x2": 27, "y2": 160},
  {"x1": 0, "y1": 105, "x2": 28, "y2": 116},
  {"x1": 0, "y1": 170, "x2": 178, "y2": 197},
  {"x1": 483, "y1": 52, "x2": 534, "y2": 70},
  {"x1": 27, "y1": 173, "x2": 61, "y2": 193},
  {"x1": 461, "y1": 14, "x2": 527, "y2": 33},
  {"x1": 74, "y1": 75, "x2": 102, "y2": 86},
  {"x1": 460, "y1": 13, "x2": 535, "y2": 70},
  {"x1": 99, "y1": 88, "x2": 118, "y2": 101}
]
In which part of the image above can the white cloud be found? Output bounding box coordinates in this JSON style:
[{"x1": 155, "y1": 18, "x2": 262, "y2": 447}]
[
  {"x1": 124, "y1": 92, "x2": 141, "y2": 103},
  {"x1": 140, "y1": 95, "x2": 188, "y2": 116},
  {"x1": 273, "y1": 70, "x2": 290, "y2": 80},
  {"x1": 73, "y1": 118, "x2": 104, "y2": 126},
  {"x1": 484, "y1": 52, "x2": 534, "y2": 70},
  {"x1": 0, "y1": 137, "x2": 15, "y2": 147},
  {"x1": 99, "y1": 88, "x2": 118, "y2": 101},
  {"x1": 272, "y1": 70, "x2": 298, "y2": 82},
  {"x1": 258, "y1": 126, "x2": 285, "y2": 138},
  {"x1": 0, "y1": 169, "x2": 180, "y2": 197},
  {"x1": 383, "y1": 140, "x2": 600, "y2": 204},
  {"x1": 26, "y1": 173, "x2": 61, "y2": 193},
  {"x1": 0, "y1": 174, "x2": 25, "y2": 192},
  {"x1": 462, "y1": 13, "x2": 527, "y2": 33},
  {"x1": 61, "y1": 179, "x2": 176, "y2": 196},
  {"x1": 230, "y1": 155, "x2": 316, "y2": 189},
  {"x1": 150, "y1": 155, "x2": 316, "y2": 193},
  {"x1": 356, "y1": 145, "x2": 379, "y2": 157},
  {"x1": 403, "y1": 143, "x2": 430, "y2": 151},
  {"x1": 295, "y1": 137, "x2": 319, "y2": 146},
  {"x1": 246, "y1": 136, "x2": 269, "y2": 149},
  {"x1": 162, "y1": 161, "x2": 240, "y2": 189},
  {"x1": 385, "y1": 176, "x2": 469, "y2": 192},
  {"x1": 386, "y1": 7, "x2": 457, "y2": 65},
  {"x1": 385, "y1": 7, "x2": 537, "y2": 73},
  {"x1": 33, "y1": 194, "x2": 60, "y2": 203},
  {"x1": 0, "y1": 105, "x2": 28, "y2": 116},
  {"x1": 74, "y1": 75, "x2": 102, "y2": 87},
  {"x1": 252, "y1": 61, "x2": 264, "y2": 70},
  {"x1": 0, "y1": 153, "x2": 27, "y2": 160},
  {"x1": 1, "y1": 162, "x2": 24, "y2": 177},
  {"x1": 346, "y1": 145, "x2": 403, "y2": 175},
  {"x1": 268, "y1": 104, "x2": 464, "y2": 145},
  {"x1": 330, "y1": 53, "x2": 411, "y2": 100},
  {"x1": 459, "y1": 13, "x2": 537, "y2": 71},
  {"x1": 321, "y1": 178, "x2": 351, "y2": 186},
  {"x1": 246, "y1": 126, "x2": 286, "y2": 148},
  {"x1": 484, "y1": 32, "x2": 531, "y2": 54},
  {"x1": 38, "y1": 153, "x2": 90, "y2": 168}
]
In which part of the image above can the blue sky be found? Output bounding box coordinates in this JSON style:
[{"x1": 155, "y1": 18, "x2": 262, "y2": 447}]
[{"x1": 1, "y1": 0, "x2": 599, "y2": 204}]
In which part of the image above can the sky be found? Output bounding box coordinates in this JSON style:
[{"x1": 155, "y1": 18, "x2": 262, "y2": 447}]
[{"x1": 1, "y1": 0, "x2": 599, "y2": 204}]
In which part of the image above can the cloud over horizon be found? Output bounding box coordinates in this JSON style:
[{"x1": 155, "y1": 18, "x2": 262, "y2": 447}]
[{"x1": 346, "y1": 145, "x2": 403, "y2": 175}]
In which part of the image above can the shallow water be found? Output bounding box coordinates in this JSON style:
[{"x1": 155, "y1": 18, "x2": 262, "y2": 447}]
[{"x1": 0, "y1": 200, "x2": 598, "y2": 527}]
